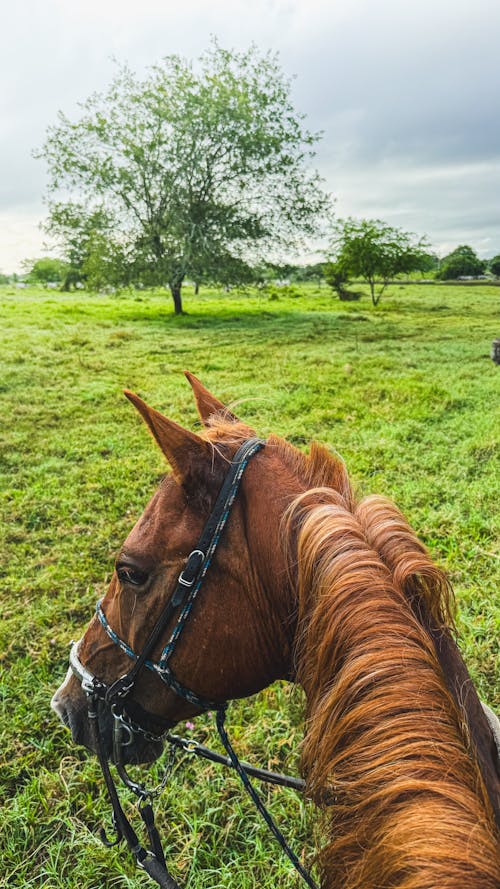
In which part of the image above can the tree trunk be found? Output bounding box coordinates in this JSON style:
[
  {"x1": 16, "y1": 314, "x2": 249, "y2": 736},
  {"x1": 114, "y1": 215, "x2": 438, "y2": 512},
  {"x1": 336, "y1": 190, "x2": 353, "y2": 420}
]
[
  {"x1": 372, "y1": 280, "x2": 387, "y2": 306},
  {"x1": 194, "y1": 281, "x2": 200, "y2": 295},
  {"x1": 169, "y1": 281, "x2": 184, "y2": 314}
]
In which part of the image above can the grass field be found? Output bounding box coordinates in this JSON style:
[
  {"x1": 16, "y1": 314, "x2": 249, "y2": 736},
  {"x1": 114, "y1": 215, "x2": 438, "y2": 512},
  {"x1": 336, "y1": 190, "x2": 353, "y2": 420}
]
[{"x1": 1, "y1": 281, "x2": 499, "y2": 888}]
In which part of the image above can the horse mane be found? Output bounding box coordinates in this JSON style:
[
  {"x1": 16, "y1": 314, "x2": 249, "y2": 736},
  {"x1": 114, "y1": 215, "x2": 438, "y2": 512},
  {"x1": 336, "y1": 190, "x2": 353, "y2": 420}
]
[
  {"x1": 202, "y1": 415, "x2": 353, "y2": 504},
  {"x1": 203, "y1": 422, "x2": 500, "y2": 884},
  {"x1": 280, "y1": 447, "x2": 499, "y2": 888}
]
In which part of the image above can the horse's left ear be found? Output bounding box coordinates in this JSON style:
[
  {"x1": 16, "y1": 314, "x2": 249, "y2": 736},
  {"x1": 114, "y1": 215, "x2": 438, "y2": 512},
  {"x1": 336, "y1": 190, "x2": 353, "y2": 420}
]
[
  {"x1": 184, "y1": 371, "x2": 238, "y2": 426},
  {"x1": 124, "y1": 390, "x2": 212, "y2": 485}
]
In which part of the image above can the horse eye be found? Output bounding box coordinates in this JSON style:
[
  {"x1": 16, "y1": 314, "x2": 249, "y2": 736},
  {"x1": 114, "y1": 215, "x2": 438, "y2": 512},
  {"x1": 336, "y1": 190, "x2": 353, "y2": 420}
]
[{"x1": 116, "y1": 564, "x2": 149, "y2": 587}]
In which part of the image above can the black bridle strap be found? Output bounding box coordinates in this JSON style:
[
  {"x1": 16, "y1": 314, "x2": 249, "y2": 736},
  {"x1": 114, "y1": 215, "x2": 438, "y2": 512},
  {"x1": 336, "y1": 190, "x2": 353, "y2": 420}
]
[
  {"x1": 216, "y1": 709, "x2": 317, "y2": 889},
  {"x1": 165, "y1": 733, "x2": 306, "y2": 793},
  {"x1": 87, "y1": 693, "x2": 180, "y2": 889}
]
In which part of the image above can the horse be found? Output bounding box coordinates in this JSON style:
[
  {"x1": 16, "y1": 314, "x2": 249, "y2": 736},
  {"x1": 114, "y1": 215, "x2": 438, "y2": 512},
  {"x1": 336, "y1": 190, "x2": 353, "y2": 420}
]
[{"x1": 52, "y1": 372, "x2": 500, "y2": 888}]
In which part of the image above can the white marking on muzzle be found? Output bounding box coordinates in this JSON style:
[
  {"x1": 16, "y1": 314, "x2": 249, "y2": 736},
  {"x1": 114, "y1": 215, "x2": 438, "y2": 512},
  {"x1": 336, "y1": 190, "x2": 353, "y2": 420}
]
[{"x1": 50, "y1": 665, "x2": 74, "y2": 721}]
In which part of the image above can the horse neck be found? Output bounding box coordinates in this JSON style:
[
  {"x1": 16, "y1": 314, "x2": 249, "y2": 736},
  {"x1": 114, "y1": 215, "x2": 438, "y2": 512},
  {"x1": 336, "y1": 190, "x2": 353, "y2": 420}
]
[{"x1": 287, "y1": 487, "x2": 500, "y2": 889}]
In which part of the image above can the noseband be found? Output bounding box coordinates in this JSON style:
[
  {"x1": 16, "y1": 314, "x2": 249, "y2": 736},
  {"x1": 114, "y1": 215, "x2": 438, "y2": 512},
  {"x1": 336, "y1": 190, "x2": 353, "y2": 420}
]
[{"x1": 69, "y1": 438, "x2": 317, "y2": 889}]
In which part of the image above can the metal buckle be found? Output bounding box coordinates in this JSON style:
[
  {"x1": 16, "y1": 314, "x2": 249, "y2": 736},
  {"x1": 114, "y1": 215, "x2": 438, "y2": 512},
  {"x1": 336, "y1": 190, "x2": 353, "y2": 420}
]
[
  {"x1": 137, "y1": 851, "x2": 157, "y2": 871},
  {"x1": 106, "y1": 674, "x2": 134, "y2": 703},
  {"x1": 178, "y1": 575, "x2": 194, "y2": 588},
  {"x1": 178, "y1": 549, "x2": 205, "y2": 587},
  {"x1": 82, "y1": 677, "x2": 96, "y2": 696},
  {"x1": 70, "y1": 639, "x2": 101, "y2": 696}
]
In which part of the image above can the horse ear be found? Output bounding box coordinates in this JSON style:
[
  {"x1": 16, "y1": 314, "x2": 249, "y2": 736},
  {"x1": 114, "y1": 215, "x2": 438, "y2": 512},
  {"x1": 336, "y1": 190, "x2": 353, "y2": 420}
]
[
  {"x1": 124, "y1": 390, "x2": 212, "y2": 485},
  {"x1": 184, "y1": 370, "x2": 238, "y2": 426}
]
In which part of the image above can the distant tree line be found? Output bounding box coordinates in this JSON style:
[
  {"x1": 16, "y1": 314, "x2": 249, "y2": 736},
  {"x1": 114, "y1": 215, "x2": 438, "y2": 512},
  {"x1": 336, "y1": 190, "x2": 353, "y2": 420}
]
[{"x1": 18, "y1": 244, "x2": 500, "y2": 297}]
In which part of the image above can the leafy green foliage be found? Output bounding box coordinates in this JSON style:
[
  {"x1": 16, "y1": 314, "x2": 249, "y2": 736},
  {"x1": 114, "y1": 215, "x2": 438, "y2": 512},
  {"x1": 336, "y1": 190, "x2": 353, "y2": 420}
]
[
  {"x1": 37, "y1": 42, "x2": 331, "y2": 313},
  {"x1": 414, "y1": 250, "x2": 440, "y2": 274},
  {"x1": 44, "y1": 203, "x2": 121, "y2": 291},
  {"x1": 489, "y1": 255, "x2": 500, "y2": 278},
  {"x1": 259, "y1": 262, "x2": 325, "y2": 284},
  {"x1": 328, "y1": 217, "x2": 431, "y2": 305},
  {"x1": 1, "y1": 281, "x2": 498, "y2": 887},
  {"x1": 23, "y1": 257, "x2": 69, "y2": 286},
  {"x1": 437, "y1": 245, "x2": 486, "y2": 280}
]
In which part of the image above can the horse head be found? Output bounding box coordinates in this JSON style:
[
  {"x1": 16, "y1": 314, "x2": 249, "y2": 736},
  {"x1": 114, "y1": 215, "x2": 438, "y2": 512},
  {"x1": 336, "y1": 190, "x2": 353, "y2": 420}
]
[{"x1": 52, "y1": 373, "x2": 302, "y2": 762}]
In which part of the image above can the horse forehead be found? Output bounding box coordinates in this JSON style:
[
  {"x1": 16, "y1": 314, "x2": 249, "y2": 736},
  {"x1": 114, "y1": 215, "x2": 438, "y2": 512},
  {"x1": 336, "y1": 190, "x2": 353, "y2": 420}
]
[{"x1": 124, "y1": 481, "x2": 191, "y2": 553}]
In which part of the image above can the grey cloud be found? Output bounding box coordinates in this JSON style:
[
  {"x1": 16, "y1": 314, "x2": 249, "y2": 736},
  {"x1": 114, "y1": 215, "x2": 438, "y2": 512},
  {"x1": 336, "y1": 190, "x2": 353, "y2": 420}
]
[
  {"x1": 327, "y1": 158, "x2": 500, "y2": 254},
  {"x1": 287, "y1": 0, "x2": 500, "y2": 165}
]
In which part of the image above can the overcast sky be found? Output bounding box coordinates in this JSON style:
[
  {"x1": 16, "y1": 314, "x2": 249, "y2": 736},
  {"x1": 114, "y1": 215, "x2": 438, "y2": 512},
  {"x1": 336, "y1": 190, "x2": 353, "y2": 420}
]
[{"x1": 2, "y1": 0, "x2": 499, "y2": 271}]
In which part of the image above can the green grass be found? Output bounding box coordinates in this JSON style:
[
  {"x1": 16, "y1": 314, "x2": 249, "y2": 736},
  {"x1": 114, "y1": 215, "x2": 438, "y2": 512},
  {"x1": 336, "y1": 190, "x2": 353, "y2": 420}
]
[{"x1": 1, "y1": 281, "x2": 499, "y2": 887}]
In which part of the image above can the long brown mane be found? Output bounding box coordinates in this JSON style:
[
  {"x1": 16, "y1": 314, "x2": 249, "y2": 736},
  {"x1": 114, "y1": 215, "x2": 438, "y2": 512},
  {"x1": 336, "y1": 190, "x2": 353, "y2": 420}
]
[
  {"x1": 283, "y1": 443, "x2": 500, "y2": 887},
  {"x1": 196, "y1": 415, "x2": 500, "y2": 883}
]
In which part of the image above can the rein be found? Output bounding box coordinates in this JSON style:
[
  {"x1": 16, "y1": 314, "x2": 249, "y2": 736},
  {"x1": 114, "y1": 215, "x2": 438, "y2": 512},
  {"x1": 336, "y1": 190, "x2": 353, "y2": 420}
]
[{"x1": 69, "y1": 438, "x2": 317, "y2": 889}]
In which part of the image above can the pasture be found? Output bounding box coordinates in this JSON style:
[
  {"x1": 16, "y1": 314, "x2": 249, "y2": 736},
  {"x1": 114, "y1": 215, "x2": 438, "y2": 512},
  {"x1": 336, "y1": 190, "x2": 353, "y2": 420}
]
[{"x1": 1, "y1": 281, "x2": 499, "y2": 887}]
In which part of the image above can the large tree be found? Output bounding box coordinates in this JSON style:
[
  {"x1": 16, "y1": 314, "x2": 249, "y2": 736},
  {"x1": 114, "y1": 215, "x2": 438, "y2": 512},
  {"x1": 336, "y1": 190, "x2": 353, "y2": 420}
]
[
  {"x1": 328, "y1": 218, "x2": 431, "y2": 305},
  {"x1": 38, "y1": 42, "x2": 330, "y2": 313}
]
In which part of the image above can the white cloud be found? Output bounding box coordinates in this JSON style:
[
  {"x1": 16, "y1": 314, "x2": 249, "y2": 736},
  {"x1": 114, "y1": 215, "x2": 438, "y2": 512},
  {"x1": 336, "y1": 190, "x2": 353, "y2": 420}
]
[{"x1": 0, "y1": 208, "x2": 46, "y2": 273}]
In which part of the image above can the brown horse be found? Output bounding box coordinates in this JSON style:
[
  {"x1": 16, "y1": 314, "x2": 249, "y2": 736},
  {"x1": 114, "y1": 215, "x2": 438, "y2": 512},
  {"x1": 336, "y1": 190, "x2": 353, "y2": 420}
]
[{"x1": 52, "y1": 372, "x2": 500, "y2": 888}]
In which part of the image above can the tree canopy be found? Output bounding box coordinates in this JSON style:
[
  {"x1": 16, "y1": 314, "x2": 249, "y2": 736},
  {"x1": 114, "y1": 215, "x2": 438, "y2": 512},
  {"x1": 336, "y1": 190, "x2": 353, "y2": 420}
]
[
  {"x1": 489, "y1": 255, "x2": 500, "y2": 278},
  {"x1": 38, "y1": 42, "x2": 331, "y2": 312},
  {"x1": 437, "y1": 245, "x2": 486, "y2": 280},
  {"x1": 327, "y1": 218, "x2": 431, "y2": 305},
  {"x1": 46, "y1": 204, "x2": 127, "y2": 291}
]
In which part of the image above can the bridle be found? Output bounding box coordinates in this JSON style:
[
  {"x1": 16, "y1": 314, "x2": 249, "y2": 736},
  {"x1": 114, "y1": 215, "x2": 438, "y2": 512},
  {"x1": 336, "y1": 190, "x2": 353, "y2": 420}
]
[{"x1": 69, "y1": 437, "x2": 317, "y2": 889}]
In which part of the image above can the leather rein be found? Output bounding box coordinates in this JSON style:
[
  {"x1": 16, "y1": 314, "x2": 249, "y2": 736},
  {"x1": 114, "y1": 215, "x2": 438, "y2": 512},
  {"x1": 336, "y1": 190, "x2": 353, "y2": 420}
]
[{"x1": 69, "y1": 438, "x2": 317, "y2": 889}]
